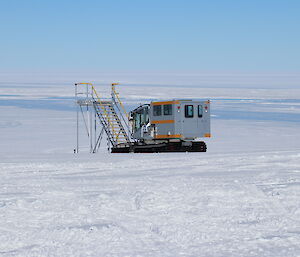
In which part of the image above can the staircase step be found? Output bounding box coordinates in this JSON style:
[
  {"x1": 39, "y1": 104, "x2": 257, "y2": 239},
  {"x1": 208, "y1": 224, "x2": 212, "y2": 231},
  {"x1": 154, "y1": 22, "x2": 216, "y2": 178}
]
[{"x1": 93, "y1": 102, "x2": 131, "y2": 145}]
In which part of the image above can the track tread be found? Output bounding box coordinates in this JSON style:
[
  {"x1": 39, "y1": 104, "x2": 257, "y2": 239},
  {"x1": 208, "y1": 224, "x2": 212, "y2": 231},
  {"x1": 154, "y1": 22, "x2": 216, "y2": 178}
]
[{"x1": 111, "y1": 141, "x2": 207, "y2": 153}]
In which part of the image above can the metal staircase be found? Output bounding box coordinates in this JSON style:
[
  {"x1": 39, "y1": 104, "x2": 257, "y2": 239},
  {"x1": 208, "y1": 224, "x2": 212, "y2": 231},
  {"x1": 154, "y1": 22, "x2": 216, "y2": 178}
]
[
  {"x1": 92, "y1": 100, "x2": 131, "y2": 147},
  {"x1": 75, "y1": 82, "x2": 132, "y2": 153}
]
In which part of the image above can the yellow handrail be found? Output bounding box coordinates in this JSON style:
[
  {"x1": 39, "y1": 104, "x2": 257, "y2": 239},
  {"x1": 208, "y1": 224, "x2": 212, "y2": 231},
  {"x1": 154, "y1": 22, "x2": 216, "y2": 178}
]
[
  {"x1": 75, "y1": 83, "x2": 93, "y2": 85},
  {"x1": 111, "y1": 83, "x2": 128, "y2": 118},
  {"x1": 91, "y1": 85, "x2": 119, "y2": 143}
]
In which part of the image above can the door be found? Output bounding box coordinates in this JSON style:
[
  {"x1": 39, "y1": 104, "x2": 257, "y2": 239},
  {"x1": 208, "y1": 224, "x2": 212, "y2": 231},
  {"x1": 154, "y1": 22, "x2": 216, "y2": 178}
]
[
  {"x1": 181, "y1": 102, "x2": 198, "y2": 138},
  {"x1": 197, "y1": 103, "x2": 210, "y2": 137}
]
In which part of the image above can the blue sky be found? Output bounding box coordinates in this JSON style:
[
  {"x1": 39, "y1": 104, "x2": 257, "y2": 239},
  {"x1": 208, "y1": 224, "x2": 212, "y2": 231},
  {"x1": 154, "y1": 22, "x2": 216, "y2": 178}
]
[{"x1": 0, "y1": 0, "x2": 299, "y2": 72}]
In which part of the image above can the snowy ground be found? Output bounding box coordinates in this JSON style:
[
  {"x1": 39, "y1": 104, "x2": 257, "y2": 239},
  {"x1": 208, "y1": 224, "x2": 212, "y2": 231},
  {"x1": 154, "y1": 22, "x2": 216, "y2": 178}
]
[{"x1": 0, "y1": 73, "x2": 300, "y2": 256}]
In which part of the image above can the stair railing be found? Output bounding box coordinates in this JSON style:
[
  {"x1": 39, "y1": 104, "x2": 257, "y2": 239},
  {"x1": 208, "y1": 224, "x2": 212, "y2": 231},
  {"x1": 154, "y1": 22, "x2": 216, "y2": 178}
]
[
  {"x1": 111, "y1": 83, "x2": 133, "y2": 139},
  {"x1": 91, "y1": 85, "x2": 119, "y2": 144}
]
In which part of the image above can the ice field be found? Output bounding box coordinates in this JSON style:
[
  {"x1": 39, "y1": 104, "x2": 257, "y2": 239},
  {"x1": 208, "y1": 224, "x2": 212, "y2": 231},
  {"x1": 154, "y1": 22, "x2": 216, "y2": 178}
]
[{"x1": 0, "y1": 72, "x2": 300, "y2": 256}]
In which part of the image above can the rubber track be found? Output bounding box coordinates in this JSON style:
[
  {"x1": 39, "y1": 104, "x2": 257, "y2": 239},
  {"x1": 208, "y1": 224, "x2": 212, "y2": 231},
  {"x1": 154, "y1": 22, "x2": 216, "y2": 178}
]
[{"x1": 111, "y1": 141, "x2": 207, "y2": 153}]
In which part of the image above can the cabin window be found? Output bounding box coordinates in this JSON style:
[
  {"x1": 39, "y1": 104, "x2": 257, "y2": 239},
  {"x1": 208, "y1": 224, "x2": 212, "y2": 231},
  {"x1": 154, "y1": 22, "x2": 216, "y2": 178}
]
[
  {"x1": 133, "y1": 107, "x2": 149, "y2": 131},
  {"x1": 185, "y1": 105, "x2": 194, "y2": 118},
  {"x1": 198, "y1": 105, "x2": 203, "y2": 118},
  {"x1": 163, "y1": 104, "x2": 172, "y2": 115},
  {"x1": 141, "y1": 108, "x2": 149, "y2": 124},
  {"x1": 153, "y1": 105, "x2": 162, "y2": 116},
  {"x1": 134, "y1": 113, "x2": 141, "y2": 130}
]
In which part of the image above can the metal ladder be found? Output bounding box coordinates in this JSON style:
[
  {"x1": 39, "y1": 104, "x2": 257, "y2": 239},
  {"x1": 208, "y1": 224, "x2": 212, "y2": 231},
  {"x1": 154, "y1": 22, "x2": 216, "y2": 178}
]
[{"x1": 91, "y1": 87, "x2": 131, "y2": 148}]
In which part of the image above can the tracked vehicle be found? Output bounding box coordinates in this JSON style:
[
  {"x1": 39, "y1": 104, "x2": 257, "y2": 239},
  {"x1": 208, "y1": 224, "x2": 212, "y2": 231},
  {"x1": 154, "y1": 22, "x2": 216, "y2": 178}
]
[{"x1": 75, "y1": 83, "x2": 211, "y2": 153}]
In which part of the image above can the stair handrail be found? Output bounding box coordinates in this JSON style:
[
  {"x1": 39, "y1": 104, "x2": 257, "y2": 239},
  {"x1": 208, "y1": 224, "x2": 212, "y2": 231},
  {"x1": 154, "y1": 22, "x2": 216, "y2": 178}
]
[
  {"x1": 111, "y1": 83, "x2": 133, "y2": 139},
  {"x1": 107, "y1": 104, "x2": 131, "y2": 145},
  {"x1": 111, "y1": 83, "x2": 128, "y2": 117},
  {"x1": 91, "y1": 85, "x2": 118, "y2": 144},
  {"x1": 93, "y1": 103, "x2": 115, "y2": 146}
]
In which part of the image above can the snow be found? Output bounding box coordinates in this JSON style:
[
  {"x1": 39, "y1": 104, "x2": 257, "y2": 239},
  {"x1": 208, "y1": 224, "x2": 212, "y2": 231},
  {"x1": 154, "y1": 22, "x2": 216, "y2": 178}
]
[
  {"x1": 1, "y1": 152, "x2": 300, "y2": 256},
  {"x1": 0, "y1": 74, "x2": 300, "y2": 256}
]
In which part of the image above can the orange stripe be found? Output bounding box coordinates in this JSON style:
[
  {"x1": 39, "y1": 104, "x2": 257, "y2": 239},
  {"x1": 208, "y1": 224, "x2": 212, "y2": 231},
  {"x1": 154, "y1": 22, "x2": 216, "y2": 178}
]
[
  {"x1": 151, "y1": 100, "x2": 180, "y2": 106},
  {"x1": 151, "y1": 120, "x2": 174, "y2": 124},
  {"x1": 204, "y1": 133, "x2": 211, "y2": 137},
  {"x1": 155, "y1": 134, "x2": 182, "y2": 139}
]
